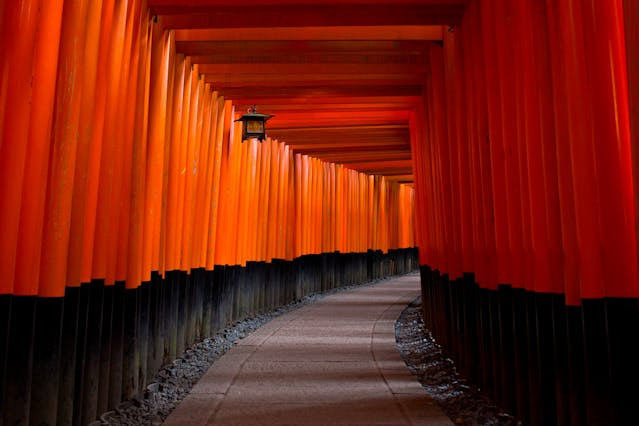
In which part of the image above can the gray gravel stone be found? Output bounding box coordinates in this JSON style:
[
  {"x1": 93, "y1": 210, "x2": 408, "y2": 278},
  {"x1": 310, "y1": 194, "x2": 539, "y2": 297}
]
[
  {"x1": 395, "y1": 296, "x2": 521, "y2": 426},
  {"x1": 96, "y1": 276, "x2": 398, "y2": 425}
]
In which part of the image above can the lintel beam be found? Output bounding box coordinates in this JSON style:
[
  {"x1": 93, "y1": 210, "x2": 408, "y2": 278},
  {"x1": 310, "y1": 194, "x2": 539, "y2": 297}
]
[{"x1": 155, "y1": 6, "x2": 463, "y2": 28}]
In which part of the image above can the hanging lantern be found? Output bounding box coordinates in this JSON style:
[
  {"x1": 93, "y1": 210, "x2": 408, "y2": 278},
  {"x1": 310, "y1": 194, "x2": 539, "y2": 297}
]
[{"x1": 235, "y1": 105, "x2": 273, "y2": 142}]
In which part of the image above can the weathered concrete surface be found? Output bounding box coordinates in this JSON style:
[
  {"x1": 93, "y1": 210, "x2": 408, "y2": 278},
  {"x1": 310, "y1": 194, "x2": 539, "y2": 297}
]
[{"x1": 164, "y1": 273, "x2": 452, "y2": 425}]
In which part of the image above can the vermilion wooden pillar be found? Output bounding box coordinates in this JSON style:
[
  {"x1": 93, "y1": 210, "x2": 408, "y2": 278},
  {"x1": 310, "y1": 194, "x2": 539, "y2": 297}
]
[
  {"x1": 80, "y1": 0, "x2": 116, "y2": 284},
  {"x1": 66, "y1": 0, "x2": 106, "y2": 289},
  {"x1": 10, "y1": 3, "x2": 65, "y2": 426},
  {"x1": 92, "y1": 0, "x2": 127, "y2": 283},
  {"x1": 0, "y1": 0, "x2": 40, "y2": 297},
  {"x1": 127, "y1": 9, "x2": 153, "y2": 289},
  {"x1": 14, "y1": 0, "x2": 64, "y2": 296},
  {"x1": 625, "y1": 0, "x2": 639, "y2": 278},
  {"x1": 205, "y1": 96, "x2": 225, "y2": 269},
  {"x1": 581, "y1": 0, "x2": 638, "y2": 298},
  {"x1": 166, "y1": 54, "x2": 186, "y2": 271},
  {"x1": 479, "y1": 0, "x2": 510, "y2": 288}
]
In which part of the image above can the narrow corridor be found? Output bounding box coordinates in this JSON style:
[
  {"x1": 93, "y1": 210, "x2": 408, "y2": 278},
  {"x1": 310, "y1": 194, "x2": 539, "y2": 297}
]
[
  {"x1": 2, "y1": 0, "x2": 638, "y2": 423},
  {"x1": 164, "y1": 274, "x2": 450, "y2": 425}
]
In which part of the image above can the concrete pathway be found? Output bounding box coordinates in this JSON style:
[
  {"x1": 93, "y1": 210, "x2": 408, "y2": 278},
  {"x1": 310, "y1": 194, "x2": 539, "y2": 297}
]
[{"x1": 164, "y1": 273, "x2": 452, "y2": 425}]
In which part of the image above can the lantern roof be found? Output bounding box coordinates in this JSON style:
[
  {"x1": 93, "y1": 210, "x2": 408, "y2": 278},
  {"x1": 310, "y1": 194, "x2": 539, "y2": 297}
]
[{"x1": 235, "y1": 106, "x2": 274, "y2": 122}]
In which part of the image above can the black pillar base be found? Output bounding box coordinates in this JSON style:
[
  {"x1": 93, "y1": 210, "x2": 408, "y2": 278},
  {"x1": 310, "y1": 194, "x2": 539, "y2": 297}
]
[
  {"x1": 1, "y1": 248, "x2": 418, "y2": 425},
  {"x1": 418, "y1": 266, "x2": 639, "y2": 426}
]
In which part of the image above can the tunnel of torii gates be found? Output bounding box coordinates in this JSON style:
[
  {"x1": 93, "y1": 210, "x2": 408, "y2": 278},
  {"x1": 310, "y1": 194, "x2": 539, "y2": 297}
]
[{"x1": 1, "y1": 0, "x2": 639, "y2": 425}]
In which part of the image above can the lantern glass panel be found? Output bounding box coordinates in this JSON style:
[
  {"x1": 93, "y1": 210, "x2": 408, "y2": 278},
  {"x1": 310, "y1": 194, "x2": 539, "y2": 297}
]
[{"x1": 246, "y1": 120, "x2": 264, "y2": 133}]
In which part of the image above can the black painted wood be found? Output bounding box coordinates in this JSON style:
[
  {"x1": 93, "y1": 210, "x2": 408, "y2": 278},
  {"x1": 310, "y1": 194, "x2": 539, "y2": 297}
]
[
  {"x1": 165, "y1": 271, "x2": 178, "y2": 365},
  {"x1": 108, "y1": 283, "x2": 125, "y2": 409},
  {"x1": 512, "y1": 287, "x2": 530, "y2": 423},
  {"x1": 29, "y1": 297, "x2": 64, "y2": 426},
  {"x1": 581, "y1": 298, "x2": 613, "y2": 425},
  {"x1": 136, "y1": 280, "x2": 149, "y2": 404},
  {"x1": 149, "y1": 272, "x2": 163, "y2": 376},
  {"x1": 607, "y1": 298, "x2": 639, "y2": 426},
  {"x1": 551, "y1": 293, "x2": 571, "y2": 426},
  {"x1": 565, "y1": 305, "x2": 588, "y2": 426},
  {"x1": 57, "y1": 287, "x2": 80, "y2": 425},
  {"x1": 3, "y1": 296, "x2": 36, "y2": 425},
  {"x1": 0, "y1": 294, "x2": 11, "y2": 426},
  {"x1": 532, "y1": 292, "x2": 558, "y2": 425},
  {"x1": 71, "y1": 283, "x2": 90, "y2": 426},
  {"x1": 80, "y1": 280, "x2": 104, "y2": 425},
  {"x1": 1, "y1": 249, "x2": 417, "y2": 425},
  {"x1": 122, "y1": 287, "x2": 139, "y2": 400},
  {"x1": 418, "y1": 266, "x2": 639, "y2": 426},
  {"x1": 175, "y1": 273, "x2": 187, "y2": 358},
  {"x1": 201, "y1": 271, "x2": 213, "y2": 339},
  {"x1": 497, "y1": 284, "x2": 517, "y2": 413},
  {"x1": 96, "y1": 285, "x2": 114, "y2": 417}
]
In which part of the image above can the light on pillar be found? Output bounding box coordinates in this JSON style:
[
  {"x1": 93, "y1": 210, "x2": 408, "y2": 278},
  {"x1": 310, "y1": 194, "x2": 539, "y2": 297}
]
[{"x1": 235, "y1": 105, "x2": 273, "y2": 142}]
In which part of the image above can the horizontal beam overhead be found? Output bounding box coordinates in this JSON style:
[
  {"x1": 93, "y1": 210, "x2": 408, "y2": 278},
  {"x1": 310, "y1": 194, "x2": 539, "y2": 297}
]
[
  {"x1": 232, "y1": 103, "x2": 417, "y2": 112},
  {"x1": 308, "y1": 151, "x2": 412, "y2": 160},
  {"x1": 155, "y1": 5, "x2": 464, "y2": 28},
  {"x1": 175, "y1": 40, "x2": 434, "y2": 56},
  {"x1": 384, "y1": 174, "x2": 414, "y2": 182},
  {"x1": 174, "y1": 26, "x2": 445, "y2": 41},
  {"x1": 288, "y1": 141, "x2": 410, "y2": 149},
  {"x1": 192, "y1": 54, "x2": 428, "y2": 65},
  {"x1": 268, "y1": 125, "x2": 409, "y2": 139},
  {"x1": 150, "y1": 0, "x2": 465, "y2": 6},
  {"x1": 216, "y1": 85, "x2": 422, "y2": 99},
  {"x1": 342, "y1": 160, "x2": 413, "y2": 169},
  {"x1": 148, "y1": 1, "x2": 436, "y2": 181},
  {"x1": 205, "y1": 76, "x2": 426, "y2": 87},
  {"x1": 346, "y1": 167, "x2": 414, "y2": 175},
  {"x1": 198, "y1": 63, "x2": 428, "y2": 74},
  {"x1": 232, "y1": 95, "x2": 421, "y2": 106}
]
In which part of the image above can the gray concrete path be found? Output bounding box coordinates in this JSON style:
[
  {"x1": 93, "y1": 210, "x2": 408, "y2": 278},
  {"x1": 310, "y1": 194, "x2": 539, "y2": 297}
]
[{"x1": 164, "y1": 273, "x2": 452, "y2": 425}]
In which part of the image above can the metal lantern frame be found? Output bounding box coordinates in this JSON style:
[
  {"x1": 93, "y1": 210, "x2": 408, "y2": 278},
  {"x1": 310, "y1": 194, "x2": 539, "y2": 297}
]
[{"x1": 235, "y1": 106, "x2": 273, "y2": 142}]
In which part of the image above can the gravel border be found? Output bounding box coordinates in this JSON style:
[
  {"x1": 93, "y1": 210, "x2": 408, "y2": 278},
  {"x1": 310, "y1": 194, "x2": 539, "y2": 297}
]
[
  {"x1": 395, "y1": 296, "x2": 521, "y2": 426},
  {"x1": 94, "y1": 274, "x2": 405, "y2": 425}
]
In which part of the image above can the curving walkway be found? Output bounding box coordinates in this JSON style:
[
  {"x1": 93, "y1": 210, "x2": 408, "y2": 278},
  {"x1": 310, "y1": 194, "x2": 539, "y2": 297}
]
[{"x1": 164, "y1": 273, "x2": 452, "y2": 425}]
